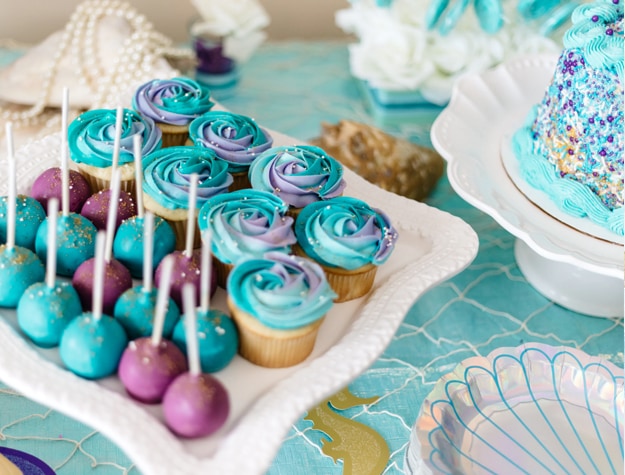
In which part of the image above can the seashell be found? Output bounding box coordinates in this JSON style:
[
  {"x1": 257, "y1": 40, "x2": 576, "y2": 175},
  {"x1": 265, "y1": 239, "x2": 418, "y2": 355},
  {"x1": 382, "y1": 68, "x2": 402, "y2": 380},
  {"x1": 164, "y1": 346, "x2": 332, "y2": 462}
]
[
  {"x1": 310, "y1": 120, "x2": 444, "y2": 202},
  {"x1": 405, "y1": 343, "x2": 624, "y2": 475}
]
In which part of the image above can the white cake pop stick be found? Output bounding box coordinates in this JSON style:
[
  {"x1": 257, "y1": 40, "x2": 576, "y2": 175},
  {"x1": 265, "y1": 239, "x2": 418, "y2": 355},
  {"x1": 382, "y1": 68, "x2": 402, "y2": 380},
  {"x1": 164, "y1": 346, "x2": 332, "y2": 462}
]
[
  {"x1": 5, "y1": 123, "x2": 16, "y2": 250},
  {"x1": 133, "y1": 134, "x2": 144, "y2": 219},
  {"x1": 92, "y1": 231, "x2": 107, "y2": 322},
  {"x1": 200, "y1": 230, "x2": 212, "y2": 313},
  {"x1": 45, "y1": 198, "x2": 59, "y2": 289},
  {"x1": 152, "y1": 254, "x2": 174, "y2": 347},
  {"x1": 184, "y1": 173, "x2": 199, "y2": 259},
  {"x1": 142, "y1": 211, "x2": 154, "y2": 293},
  {"x1": 182, "y1": 283, "x2": 201, "y2": 376},
  {"x1": 111, "y1": 106, "x2": 124, "y2": 176},
  {"x1": 104, "y1": 168, "x2": 121, "y2": 263},
  {"x1": 61, "y1": 87, "x2": 70, "y2": 217}
]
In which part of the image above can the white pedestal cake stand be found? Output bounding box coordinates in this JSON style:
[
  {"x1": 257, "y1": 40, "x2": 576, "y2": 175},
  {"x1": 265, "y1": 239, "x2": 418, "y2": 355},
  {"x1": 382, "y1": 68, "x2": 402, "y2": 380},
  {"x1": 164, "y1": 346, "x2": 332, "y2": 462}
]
[{"x1": 431, "y1": 54, "x2": 623, "y2": 318}]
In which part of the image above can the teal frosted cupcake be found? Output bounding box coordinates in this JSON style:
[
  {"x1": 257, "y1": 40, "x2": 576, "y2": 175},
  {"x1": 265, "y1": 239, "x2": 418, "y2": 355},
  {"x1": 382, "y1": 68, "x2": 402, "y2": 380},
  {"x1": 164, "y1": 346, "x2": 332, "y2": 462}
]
[
  {"x1": 68, "y1": 108, "x2": 162, "y2": 194},
  {"x1": 294, "y1": 196, "x2": 398, "y2": 302},
  {"x1": 197, "y1": 189, "x2": 296, "y2": 287},
  {"x1": 227, "y1": 252, "x2": 336, "y2": 367},
  {"x1": 248, "y1": 145, "x2": 346, "y2": 216},
  {"x1": 188, "y1": 111, "x2": 273, "y2": 190},
  {"x1": 142, "y1": 146, "x2": 233, "y2": 250},
  {"x1": 133, "y1": 77, "x2": 214, "y2": 147}
]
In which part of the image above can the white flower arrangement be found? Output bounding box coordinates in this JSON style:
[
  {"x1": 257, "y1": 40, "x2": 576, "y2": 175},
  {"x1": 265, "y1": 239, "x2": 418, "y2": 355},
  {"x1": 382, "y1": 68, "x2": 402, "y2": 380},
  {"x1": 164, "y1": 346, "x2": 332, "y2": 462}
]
[
  {"x1": 336, "y1": 0, "x2": 561, "y2": 105},
  {"x1": 190, "y1": 0, "x2": 270, "y2": 63}
]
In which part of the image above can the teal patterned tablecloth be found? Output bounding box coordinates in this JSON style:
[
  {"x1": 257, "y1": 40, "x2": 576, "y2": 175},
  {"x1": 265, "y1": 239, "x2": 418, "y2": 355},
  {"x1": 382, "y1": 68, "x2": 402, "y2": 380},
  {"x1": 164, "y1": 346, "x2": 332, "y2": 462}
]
[{"x1": 0, "y1": 41, "x2": 622, "y2": 475}]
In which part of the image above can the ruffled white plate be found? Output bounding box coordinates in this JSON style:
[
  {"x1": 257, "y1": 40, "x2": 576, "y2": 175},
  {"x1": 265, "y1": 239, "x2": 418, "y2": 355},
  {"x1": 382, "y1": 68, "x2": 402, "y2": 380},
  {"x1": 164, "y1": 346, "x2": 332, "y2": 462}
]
[
  {"x1": 0, "y1": 129, "x2": 478, "y2": 475},
  {"x1": 431, "y1": 54, "x2": 624, "y2": 317},
  {"x1": 405, "y1": 343, "x2": 624, "y2": 475}
]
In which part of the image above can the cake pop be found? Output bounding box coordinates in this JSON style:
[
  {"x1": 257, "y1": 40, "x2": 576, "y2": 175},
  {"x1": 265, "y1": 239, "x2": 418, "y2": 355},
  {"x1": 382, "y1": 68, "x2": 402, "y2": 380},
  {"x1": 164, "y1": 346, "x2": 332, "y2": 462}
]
[
  {"x1": 172, "y1": 232, "x2": 238, "y2": 373},
  {"x1": 0, "y1": 194, "x2": 45, "y2": 252},
  {"x1": 0, "y1": 124, "x2": 45, "y2": 307},
  {"x1": 59, "y1": 231, "x2": 128, "y2": 379},
  {"x1": 118, "y1": 254, "x2": 188, "y2": 403},
  {"x1": 154, "y1": 174, "x2": 216, "y2": 308},
  {"x1": 113, "y1": 135, "x2": 176, "y2": 278},
  {"x1": 72, "y1": 169, "x2": 132, "y2": 314},
  {"x1": 163, "y1": 284, "x2": 230, "y2": 438},
  {"x1": 17, "y1": 199, "x2": 82, "y2": 347},
  {"x1": 114, "y1": 211, "x2": 180, "y2": 339},
  {"x1": 34, "y1": 88, "x2": 97, "y2": 276},
  {"x1": 31, "y1": 167, "x2": 91, "y2": 214},
  {"x1": 80, "y1": 106, "x2": 137, "y2": 230}
]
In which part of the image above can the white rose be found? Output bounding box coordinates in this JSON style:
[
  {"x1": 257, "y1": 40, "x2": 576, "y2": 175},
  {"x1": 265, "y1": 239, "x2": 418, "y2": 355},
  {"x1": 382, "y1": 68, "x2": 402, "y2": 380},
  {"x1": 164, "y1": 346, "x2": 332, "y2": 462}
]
[{"x1": 348, "y1": 25, "x2": 435, "y2": 90}]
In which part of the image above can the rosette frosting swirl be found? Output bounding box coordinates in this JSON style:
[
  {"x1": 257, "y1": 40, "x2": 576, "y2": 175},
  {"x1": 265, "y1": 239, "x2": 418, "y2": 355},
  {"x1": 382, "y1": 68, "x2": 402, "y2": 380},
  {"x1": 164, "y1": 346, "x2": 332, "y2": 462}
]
[
  {"x1": 565, "y1": 0, "x2": 624, "y2": 79},
  {"x1": 68, "y1": 108, "x2": 162, "y2": 167},
  {"x1": 132, "y1": 77, "x2": 214, "y2": 126},
  {"x1": 295, "y1": 197, "x2": 398, "y2": 270},
  {"x1": 198, "y1": 189, "x2": 296, "y2": 264},
  {"x1": 227, "y1": 252, "x2": 336, "y2": 330},
  {"x1": 142, "y1": 146, "x2": 232, "y2": 210},
  {"x1": 188, "y1": 111, "x2": 273, "y2": 172},
  {"x1": 248, "y1": 145, "x2": 347, "y2": 208}
]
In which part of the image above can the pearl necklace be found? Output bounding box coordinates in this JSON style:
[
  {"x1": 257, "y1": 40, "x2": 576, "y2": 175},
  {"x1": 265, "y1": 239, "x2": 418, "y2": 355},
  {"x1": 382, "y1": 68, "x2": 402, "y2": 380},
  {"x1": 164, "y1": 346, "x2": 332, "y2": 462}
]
[{"x1": 0, "y1": 0, "x2": 193, "y2": 129}]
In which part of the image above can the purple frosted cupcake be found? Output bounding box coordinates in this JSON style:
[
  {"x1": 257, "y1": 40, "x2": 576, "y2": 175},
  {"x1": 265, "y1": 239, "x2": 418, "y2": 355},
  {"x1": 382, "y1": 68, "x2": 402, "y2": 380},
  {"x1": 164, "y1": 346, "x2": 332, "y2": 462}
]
[
  {"x1": 294, "y1": 196, "x2": 398, "y2": 302},
  {"x1": 133, "y1": 77, "x2": 214, "y2": 147},
  {"x1": 188, "y1": 111, "x2": 273, "y2": 190},
  {"x1": 248, "y1": 144, "x2": 346, "y2": 216},
  {"x1": 197, "y1": 189, "x2": 296, "y2": 287}
]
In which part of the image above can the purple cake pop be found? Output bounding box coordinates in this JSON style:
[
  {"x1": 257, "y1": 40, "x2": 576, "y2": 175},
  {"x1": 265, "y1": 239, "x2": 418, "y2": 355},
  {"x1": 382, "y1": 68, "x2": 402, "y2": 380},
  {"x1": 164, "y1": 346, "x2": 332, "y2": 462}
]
[
  {"x1": 162, "y1": 284, "x2": 229, "y2": 438},
  {"x1": 118, "y1": 338, "x2": 187, "y2": 404},
  {"x1": 31, "y1": 167, "x2": 91, "y2": 213},
  {"x1": 72, "y1": 258, "x2": 131, "y2": 314},
  {"x1": 118, "y1": 253, "x2": 185, "y2": 403},
  {"x1": 72, "y1": 169, "x2": 132, "y2": 314},
  {"x1": 81, "y1": 188, "x2": 136, "y2": 230}
]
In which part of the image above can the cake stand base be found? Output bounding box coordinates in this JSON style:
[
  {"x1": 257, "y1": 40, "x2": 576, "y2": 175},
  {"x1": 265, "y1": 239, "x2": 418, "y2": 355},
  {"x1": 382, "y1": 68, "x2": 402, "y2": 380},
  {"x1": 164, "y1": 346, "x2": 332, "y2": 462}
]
[{"x1": 515, "y1": 240, "x2": 624, "y2": 318}]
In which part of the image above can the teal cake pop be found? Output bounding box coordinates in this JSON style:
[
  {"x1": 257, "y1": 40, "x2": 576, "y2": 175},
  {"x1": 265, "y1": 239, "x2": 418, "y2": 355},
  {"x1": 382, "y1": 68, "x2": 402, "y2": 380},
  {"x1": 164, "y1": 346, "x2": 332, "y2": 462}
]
[
  {"x1": 114, "y1": 135, "x2": 175, "y2": 278},
  {"x1": 17, "y1": 198, "x2": 82, "y2": 347},
  {"x1": 59, "y1": 231, "x2": 128, "y2": 379},
  {"x1": 0, "y1": 194, "x2": 45, "y2": 251},
  {"x1": 172, "y1": 232, "x2": 238, "y2": 373},
  {"x1": 0, "y1": 123, "x2": 45, "y2": 308},
  {"x1": 114, "y1": 212, "x2": 180, "y2": 339}
]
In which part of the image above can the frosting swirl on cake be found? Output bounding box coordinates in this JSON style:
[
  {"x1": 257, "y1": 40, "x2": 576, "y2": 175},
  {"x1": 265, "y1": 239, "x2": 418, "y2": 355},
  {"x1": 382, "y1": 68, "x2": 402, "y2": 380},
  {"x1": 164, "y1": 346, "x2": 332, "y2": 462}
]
[
  {"x1": 68, "y1": 108, "x2": 162, "y2": 168},
  {"x1": 295, "y1": 197, "x2": 398, "y2": 270},
  {"x1": 565, "y1": 0, "x2": 624, "y2": 78},
  {"x1": 248, "y1": 145, "x2": 347, "y2": 208},
  {"x1": 198, "y1": 189, "x2": 295, "y2": 264},
  {"x1": 133, "y1": 77, "x2": 214, "y2": 126},
  {"x1": 188, "y1": 111, "x2": 273, "y2": 173},
  {"x1": 142, "y1": 146, "x2": 232, "y2": 210},
  {"x1": 227, "y1": 252, "x2": 336, "y2": 329}
]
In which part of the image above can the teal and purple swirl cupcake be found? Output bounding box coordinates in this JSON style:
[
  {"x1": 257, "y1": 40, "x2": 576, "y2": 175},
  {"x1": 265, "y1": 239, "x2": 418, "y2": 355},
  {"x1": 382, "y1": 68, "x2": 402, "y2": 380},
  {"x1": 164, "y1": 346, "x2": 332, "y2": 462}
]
[
  {"x1": 248, "y1": 145, "x2": 347, "y2": 214},
  {"x1": 133, "y1": 77, "x2": 214, "y2": 147},
  {"x1": 188, "y1": 111, "x2": 273, "y2": 189},
  {"x1": 142, "y1": 146, "x2": 233, "y2": 249},
  {"x1": 227, "y1": 252, "x2": 336, "y2": 367},
  {"x1": 68, "y1": 108, "x2": 162, "y2": 194},
  {"x1": 197, "y1": 189, "x2": 296, "y2": 286},
  {"x1": 294, "y1": 196, "x2": 398, "y2": 302}
]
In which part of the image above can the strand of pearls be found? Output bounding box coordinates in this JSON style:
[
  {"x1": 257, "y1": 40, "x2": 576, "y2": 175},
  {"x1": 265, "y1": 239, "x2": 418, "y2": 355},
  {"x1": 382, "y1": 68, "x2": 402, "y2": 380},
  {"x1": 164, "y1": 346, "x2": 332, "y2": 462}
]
[{"x1": 0, "y1": 0, "x2": 193, "y2": 129}]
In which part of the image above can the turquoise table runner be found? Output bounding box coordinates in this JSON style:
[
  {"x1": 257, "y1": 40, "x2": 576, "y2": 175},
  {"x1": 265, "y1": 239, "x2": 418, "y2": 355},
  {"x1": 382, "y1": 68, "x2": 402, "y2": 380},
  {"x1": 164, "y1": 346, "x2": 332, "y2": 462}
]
[{"x1": 0, "y1": 41, "x2": 622, "y2": 474}]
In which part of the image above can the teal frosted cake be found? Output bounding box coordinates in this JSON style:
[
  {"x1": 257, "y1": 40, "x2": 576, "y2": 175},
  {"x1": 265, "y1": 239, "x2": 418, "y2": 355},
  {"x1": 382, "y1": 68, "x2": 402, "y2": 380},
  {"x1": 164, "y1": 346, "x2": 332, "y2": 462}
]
[{"x1": 512, "y1": 0, "x2": 623, "y2": 236}]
